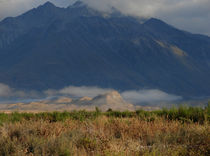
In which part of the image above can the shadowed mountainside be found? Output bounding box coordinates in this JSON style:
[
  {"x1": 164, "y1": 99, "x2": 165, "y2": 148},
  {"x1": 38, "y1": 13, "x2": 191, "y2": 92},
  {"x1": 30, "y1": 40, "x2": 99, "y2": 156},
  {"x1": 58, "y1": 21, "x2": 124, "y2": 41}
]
[{"x1": 0, "y1": 1, "x2": 210, "y2": 98}]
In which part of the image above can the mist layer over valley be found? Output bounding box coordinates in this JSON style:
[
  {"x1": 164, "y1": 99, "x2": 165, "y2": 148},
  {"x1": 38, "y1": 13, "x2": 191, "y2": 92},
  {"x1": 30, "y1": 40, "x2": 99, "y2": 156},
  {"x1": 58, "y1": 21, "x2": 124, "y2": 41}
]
[{"x1": 0, "y1": 83, "x2": 184, "y2": 111}]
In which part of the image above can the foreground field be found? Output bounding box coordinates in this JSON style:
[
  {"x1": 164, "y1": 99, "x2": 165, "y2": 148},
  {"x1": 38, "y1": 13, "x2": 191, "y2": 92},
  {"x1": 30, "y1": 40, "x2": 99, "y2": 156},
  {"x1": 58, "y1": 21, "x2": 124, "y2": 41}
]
[{"x1": 0, "y1": 106, "x2": 209, "y2": 156}]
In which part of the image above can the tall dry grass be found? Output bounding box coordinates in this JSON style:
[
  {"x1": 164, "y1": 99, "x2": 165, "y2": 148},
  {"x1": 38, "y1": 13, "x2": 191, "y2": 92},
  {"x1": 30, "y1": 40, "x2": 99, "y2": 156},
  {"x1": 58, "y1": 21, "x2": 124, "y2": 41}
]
[{"x1": 0, "y1": 114, "x2": 209, "y2": 156}]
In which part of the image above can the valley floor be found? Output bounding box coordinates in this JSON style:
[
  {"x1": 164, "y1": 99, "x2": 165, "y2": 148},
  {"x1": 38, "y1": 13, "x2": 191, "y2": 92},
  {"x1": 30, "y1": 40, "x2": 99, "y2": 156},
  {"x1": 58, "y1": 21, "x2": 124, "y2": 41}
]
[{"x1": 0, "y1": 107, "x2": 209, "y2": 156}]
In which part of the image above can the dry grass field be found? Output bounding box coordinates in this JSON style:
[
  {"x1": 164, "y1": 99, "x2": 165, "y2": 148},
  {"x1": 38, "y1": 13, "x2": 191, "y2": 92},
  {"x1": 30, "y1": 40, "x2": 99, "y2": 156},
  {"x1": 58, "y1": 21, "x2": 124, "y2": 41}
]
[{"x1": 0, "y1": 105, "x2": 209, "y2": 156}]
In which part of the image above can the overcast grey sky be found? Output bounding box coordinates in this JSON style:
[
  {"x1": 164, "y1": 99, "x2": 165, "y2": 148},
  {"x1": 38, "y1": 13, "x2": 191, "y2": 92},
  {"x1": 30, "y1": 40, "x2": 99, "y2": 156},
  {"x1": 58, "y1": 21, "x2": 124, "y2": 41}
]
[{"x1": 0, "y1": 0, "x2": 210, "y2": 36}]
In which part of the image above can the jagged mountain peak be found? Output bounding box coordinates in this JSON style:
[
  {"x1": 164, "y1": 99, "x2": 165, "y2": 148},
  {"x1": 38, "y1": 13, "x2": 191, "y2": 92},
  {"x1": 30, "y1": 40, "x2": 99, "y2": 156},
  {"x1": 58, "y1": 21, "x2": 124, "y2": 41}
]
[
  {"x1": 68, "y1": 0, "x2": 88, "y2": 9},
  {"x1": 68, "y1": 1, "x2": 123, "y2": 18},
  {"x1": 19, "y1": 1, "x2": 60, "y2": 20},
  {"x1": 143, "y1": 17, "x2": 183, "y2": 35},
  {"x1": 39, "y1": 1, "x2": 56, "y2": 8},
  {"x1": 109, "y1": 7, "x2": 124, "y2": 16},
  {"x1": 72, "y1": 1, "x2": 86, "y2": 7},
  {"x1": 143, "y1": 18, "x2": 172, "y2": 28}
]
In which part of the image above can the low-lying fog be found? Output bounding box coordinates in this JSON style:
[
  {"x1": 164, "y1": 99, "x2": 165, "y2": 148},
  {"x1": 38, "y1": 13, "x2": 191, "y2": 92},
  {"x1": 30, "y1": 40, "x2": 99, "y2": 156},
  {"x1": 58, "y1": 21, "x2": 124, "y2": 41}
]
[{"x1": 0, "y1": 83, "x2": 182, "y2": 105}]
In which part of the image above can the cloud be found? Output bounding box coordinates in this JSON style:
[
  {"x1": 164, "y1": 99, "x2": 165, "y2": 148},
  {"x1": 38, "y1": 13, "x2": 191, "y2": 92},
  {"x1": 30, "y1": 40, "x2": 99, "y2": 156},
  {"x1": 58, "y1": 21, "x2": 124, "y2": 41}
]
[
  {"x1": 0, "y1": 83, "x2": 40, "y2": 100},
  {"x1": 0, "y1": 83, "x2": 182, "y2": 104},
  {"x1": 44, "y1": 86, "x2": 182, "y2": 103},
  {"x1": 82, "y1": 0, "x2": 210, "y2": 36},
  {"x1": 45, "y1": 86, "x2": 113, "y2": 98},
  {"x1": 121, "y1": 89, "x2": 182, "y2": 104},
  {"x1": 0, "y1": 83, "x2": 12, "y2": 97}
]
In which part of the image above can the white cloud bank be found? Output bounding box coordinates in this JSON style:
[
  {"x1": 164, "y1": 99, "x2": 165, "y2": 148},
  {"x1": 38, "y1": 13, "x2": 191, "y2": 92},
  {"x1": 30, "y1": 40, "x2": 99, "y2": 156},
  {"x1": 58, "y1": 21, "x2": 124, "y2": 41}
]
[
  {"x1": 0, "y1": 83, "x2": 182, "y2": 104},
  {"x1": 121, "y1": 89, "x2": 182, "y2": 104},
  {"x1": 0, "y1": 83, "x2": 40, "y2": 99},
  {"x1": 45, "y1": 86, "x2": 182, "y2": 103},
  {"x1": 0, "y1": 83, "x2": 12, "y2": 97},
  {"x1": 0, "y1": 0, "x2": 209, "y2": 35},
  {"x1": 45, "y1": 86, "x2": 113, "y2": 98}
]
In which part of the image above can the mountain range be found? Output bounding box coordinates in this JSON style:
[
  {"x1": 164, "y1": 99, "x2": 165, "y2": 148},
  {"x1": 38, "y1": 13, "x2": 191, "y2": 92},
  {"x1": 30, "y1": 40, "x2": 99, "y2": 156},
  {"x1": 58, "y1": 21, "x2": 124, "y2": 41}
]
[{"x1": 0, "y1": 1, "x2": 210, "y2": 98}]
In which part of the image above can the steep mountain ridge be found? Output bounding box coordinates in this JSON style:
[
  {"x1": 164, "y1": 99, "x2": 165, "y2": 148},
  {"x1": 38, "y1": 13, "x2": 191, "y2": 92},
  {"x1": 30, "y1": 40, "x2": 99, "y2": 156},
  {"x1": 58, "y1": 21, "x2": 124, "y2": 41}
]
[{"x1": 0, "y1": 1, "x2": 210, "y2": 98}]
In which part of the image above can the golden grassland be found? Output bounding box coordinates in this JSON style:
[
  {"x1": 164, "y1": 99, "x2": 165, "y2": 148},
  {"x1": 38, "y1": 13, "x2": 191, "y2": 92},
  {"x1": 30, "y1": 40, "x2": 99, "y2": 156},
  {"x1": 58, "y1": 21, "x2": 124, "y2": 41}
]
[{"x1": 0, "y1": 106, "x2": 209, "y2": 156}]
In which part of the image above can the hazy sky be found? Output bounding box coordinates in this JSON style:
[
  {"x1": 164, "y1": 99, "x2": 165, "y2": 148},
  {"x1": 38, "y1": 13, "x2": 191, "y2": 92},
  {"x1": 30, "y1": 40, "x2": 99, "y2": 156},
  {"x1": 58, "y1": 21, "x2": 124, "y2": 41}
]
[{"x1": 0, "y1": 0, "x2": 209, "y2": 36}]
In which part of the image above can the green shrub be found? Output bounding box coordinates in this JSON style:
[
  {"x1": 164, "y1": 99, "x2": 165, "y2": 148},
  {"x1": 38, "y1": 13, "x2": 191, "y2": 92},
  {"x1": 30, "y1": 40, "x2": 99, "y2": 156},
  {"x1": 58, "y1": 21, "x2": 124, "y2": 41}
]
[{"x1": 0, "y1": 105, "x2": 209, "y2": 124}]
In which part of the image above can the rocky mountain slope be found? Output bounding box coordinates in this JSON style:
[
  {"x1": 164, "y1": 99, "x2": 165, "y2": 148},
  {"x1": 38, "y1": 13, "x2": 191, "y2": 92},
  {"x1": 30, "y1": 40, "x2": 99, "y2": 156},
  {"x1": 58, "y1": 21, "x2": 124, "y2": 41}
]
[{"x1": 0, "y1": 1, "x2": 210, "y2": 98}]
